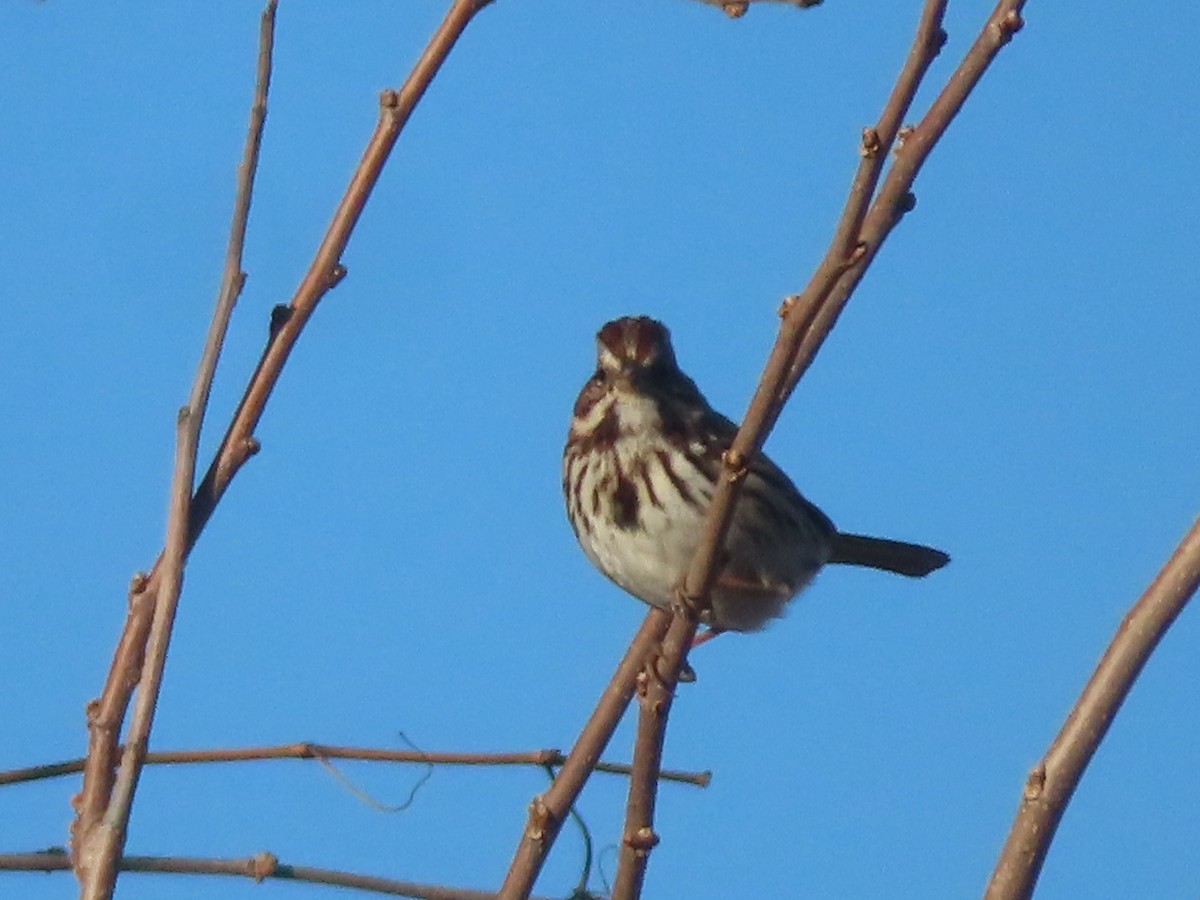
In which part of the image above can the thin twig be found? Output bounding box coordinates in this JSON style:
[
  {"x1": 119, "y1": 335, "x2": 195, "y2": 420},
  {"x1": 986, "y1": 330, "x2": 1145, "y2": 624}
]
[
  {"x1": 609, "y1": 1, "x2": 1026, "y2": 896},
  {"x1": 74, "y1": 5, "x2": 279, "y2": 897},
  {"x1": 0, "y1": 849, "x2": 555, "y2": 900},
  {"x1": 609, "y1": 609, "x2": 698, "y2": 900},
  {"x1": 679, "y1": 0, "x2": 1024, "y2": 702},
  {"x1": 782, "y1": 1, "x2": 1026, "y2": 403},
  {"x1": 500, "y1": 2, "x2": 1028, "y2": 895},
  {"x1": 683, "y1": 0, "x2": 959, "y2": 636},
  {"x1": 2, "y1": 743, "x2": 709, "y2": 788},
  {"x1": 984, "y1": 515, "x2": 1200, "y2": 900},
  {"x1": 605, "y1": 1, "x2": 948, "y2": 892},
  {"x1": 71, "y1": 0, "x2": 492, "y2": 895},
  {"x1": 497, "y1": 610, "x2": 671, "y2": 899},
  {"x1": 767, "y1": 0, "x2": 948, "y2": 419}
]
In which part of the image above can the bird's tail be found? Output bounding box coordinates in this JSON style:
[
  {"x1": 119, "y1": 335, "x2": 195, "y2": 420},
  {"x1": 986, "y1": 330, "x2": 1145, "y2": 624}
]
[{"x1": 828, "y1": 532, "x2": 949, "y2": 577}]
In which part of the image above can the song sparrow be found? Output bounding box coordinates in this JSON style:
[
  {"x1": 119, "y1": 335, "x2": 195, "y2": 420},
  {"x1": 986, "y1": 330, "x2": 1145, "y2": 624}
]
[{"x1": 563, "y1": 315, "x2": 948, "y2": 634}]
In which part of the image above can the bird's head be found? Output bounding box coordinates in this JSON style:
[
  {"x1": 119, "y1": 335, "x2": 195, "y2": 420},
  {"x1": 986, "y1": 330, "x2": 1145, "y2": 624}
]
[{"x1": 593, "y1": 316, "x2": 679, "y2": 389}]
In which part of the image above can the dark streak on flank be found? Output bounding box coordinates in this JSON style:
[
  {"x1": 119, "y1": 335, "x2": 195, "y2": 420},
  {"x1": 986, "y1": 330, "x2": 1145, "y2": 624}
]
[
  {"x1": 655, "y1": 449, "x2": 698, "y2": 508},
  {"x1": 567, "y1": 460, "x2": 591, "y2": 534},
  {"x1": 569, "y1": 459, "x2": 586, "y2": 503},
  {"x1": 633, "y1": 455, "x2": 661, "y2": 510},
  {"x1": 612, "y1": 470, "x2": 640, "y2": 530}
]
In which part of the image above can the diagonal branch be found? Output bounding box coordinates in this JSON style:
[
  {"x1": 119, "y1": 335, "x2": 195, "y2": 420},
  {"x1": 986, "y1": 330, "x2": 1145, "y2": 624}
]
[
  {"x1": 71, "y1": 1, "x2": 495, "y2": 897},
  {"x1": 609, "y1": 609, "x2": 697, "y2": 900},
  {"x1": 497, "y1": 611, "x2": 671, "y2": 898},
  {"x1": 984, "y1": 515, "x2": 1200, "y2": 900},
  {"x1": 683, "y1": 0, "x2": 977, "y2": 615},
  {"x1": 73, "y1": 4, "x2": 279, "y2": 897},
  {"x1": 501, "y1": 3, "x2": 1029, "y2": 897},
  {"x1": 612, "y1": 1, "x2": 1027, "y2": 895},
  {"x1": 781, "y1": 1, "x2": 1026, "y2": 404}
]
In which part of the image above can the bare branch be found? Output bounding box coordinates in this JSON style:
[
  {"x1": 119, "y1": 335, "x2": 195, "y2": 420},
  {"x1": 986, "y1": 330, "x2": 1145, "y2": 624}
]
[
  {"x1": 0, "y1": 849, "x2": 554, "y2": 900},
  {"x1": 691, "y1": 2, "x2": 1029, "y2": 585},
  {"x1": 499, "y1": 2, "x2": 1029, "y2": 895},
  {"x1": 497, "y1": 610, "x2": 670, "y2": 899},
  {"x1": 610, "y1": 609, "x2": 698, "y2": 900},
  {"x1": 781, "y1": 1, "x2": 1026, "y2": 402},
  {"x1": 607, "y1": 1, "x2": 1026, "y2": 896},
  {"x1": 71, "y1": 2, "x2": 493, "y2": 896},
  {"x1": 74, "y1": 5, "x2": 279, "y2": 896},
  {"x1": 985, "y1": 515, "x2": 1200, "y2": 900},
  {"x1": 790, "y1": 0, "x2": 948, "y2": 343},
  {"x1": 2, "y1": 742, "x2": 710, "y2": 789},
  {"x1": 682, "y1": 0, "x2": 968, "y2": 627}
]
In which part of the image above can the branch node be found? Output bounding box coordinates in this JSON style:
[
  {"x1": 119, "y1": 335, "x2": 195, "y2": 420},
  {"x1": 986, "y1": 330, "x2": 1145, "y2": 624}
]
[
  {"x1": 635, "y1": 663, "x2": 666, "y2": 711},
  {"x1": 249, "y1": 851, "x2": 278, "y2": 882},
  {"x1": 932, "y1": 26, "x2": 949, "y2": 54},
  {"x1": 722, "y1": 2, "x2": 748, "y2": 18},
  {"x1": 996, "y1": 10, "x2": 1025, "y2": 41},
  {"x1": 328, "y1": 263, "x2": 349, "y2": 290},
  {"x1": 129, "y1": 572, "x2": 150, "y2": 596},
  {"x1": 847, "y1": 241, "x2": 868, "y2": 265},
  {"x1": 379, "y1": 88, "x2": 400, "y2": 109},
  {"x1": 526, "y1": 795, "x2": 553, "y2": 841},
  {"x1": 624, "y1": 825, "x2": 660, "y2": 855},
  {"x1": 896, "y1": 191, "x2": 917, "y2": 216},
  {"x1": 859, "y1": 127, "x2": 881, "y2": 159},
  {"x1": 777, "y1": 294, "x2": 802, "y2": 318},
  {"x1": 720, "y1": 448, "x2": 748, "y2": 482},
  {"x1": 895, "y1": 124, "x2": 916, "y2": 151},
  {"x1": 242, "y1": 436, "x2": 262, "y2": 459},
  {"x1": 83, "y1": 698, "x2": 102, "y2": 729},
  {"x1": 1023, "y1": 762, "x2": 1046, "y2": 801}
]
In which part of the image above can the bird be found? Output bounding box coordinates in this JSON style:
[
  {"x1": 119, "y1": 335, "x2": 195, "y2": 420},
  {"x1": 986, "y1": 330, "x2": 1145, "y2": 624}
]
[{"x1": 562, "y1": 315, "x2": 948, "y2": 634}]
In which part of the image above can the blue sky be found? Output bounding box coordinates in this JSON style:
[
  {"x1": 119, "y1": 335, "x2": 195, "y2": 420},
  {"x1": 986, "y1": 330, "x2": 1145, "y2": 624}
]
[{"x1": 2, "y1": 2, "x2": 1198, "y2": 899}]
